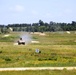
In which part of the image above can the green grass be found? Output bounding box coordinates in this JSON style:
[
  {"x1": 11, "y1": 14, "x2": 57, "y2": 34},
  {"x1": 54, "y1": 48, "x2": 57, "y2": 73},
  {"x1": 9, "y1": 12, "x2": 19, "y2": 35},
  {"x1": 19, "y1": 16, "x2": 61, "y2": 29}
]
[
  {"x1": 0, "y1": 70, "x2": 76, "y2": 75},
  {"x1": 0, "y1": 31, "x2": 76, "y2": 67},
  {"x1": 32, "y1": 32, "x2": 76, "y2": 45}
]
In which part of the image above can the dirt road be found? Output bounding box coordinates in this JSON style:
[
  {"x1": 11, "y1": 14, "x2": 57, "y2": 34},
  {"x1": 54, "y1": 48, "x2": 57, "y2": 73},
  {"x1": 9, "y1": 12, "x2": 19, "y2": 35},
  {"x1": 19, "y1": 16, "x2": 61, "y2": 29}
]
[{"x1": 0, "y1": 67, "x2": 76, "y2": 71}]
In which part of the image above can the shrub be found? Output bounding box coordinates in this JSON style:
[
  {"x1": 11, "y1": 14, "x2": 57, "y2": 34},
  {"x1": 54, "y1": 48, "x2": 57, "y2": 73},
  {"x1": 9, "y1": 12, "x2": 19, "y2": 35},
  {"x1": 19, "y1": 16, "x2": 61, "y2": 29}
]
[
  {"x1": 0, "y1": 51, "x2": 2, "y2": 53},
  {"x1": 4, "y1": 57, "x2": 11, "y2": 61}
]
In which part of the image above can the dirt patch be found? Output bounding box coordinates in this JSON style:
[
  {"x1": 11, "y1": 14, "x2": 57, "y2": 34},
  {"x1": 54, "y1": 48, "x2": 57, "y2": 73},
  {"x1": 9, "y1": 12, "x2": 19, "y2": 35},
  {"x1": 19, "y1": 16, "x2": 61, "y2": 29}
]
[
  {"x1": 31, "y1": 32, "x2": 40, "y2": 35},
  {"x1": 66, "y1": 31, "x2": 70, "y2": 34},
  {"x1": 31, "y1": 41, "x2": 40, "y2": 43},
  {"x1": 14, "y1": 43, "x2": 18, "y2": 45},
  {"x1": 3, "y1": 34, "x2": 10, "y2": 37},
  {"x1": 39, "y1": 33, "x2": 46, "y2": 36}
]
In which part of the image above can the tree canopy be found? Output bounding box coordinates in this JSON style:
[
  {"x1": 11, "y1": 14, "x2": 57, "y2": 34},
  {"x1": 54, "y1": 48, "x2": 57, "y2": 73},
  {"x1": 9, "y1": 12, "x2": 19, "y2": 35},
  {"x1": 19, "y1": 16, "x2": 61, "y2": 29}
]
[{"x1": 0, "y1": 20, "x2": 76, "y2": 33}]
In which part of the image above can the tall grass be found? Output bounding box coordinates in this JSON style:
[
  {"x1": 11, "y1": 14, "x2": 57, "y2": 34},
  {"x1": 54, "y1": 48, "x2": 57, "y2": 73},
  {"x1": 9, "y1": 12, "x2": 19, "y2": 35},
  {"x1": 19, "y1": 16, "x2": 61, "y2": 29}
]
[{"x1": 0, "y1": 31, "x2": 76, "y2": 67}]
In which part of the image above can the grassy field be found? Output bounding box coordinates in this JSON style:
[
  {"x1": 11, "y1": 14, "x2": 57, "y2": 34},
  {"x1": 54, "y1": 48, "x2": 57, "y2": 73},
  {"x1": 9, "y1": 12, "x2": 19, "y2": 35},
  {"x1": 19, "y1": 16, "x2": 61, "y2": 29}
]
[
  {"x1": 0, "y1": 31, "x2": 76, "y2": 67},
  {"x1": 0, "y1": 70, "x2": 76, "y2": 75}
]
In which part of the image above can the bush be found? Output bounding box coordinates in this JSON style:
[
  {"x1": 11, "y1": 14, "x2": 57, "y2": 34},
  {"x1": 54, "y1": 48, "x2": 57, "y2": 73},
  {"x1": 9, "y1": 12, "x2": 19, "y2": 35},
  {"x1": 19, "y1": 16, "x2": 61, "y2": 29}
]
[
  {"x1": 4, "y1": 57, "x2": 11, "y2": 61},
  {"x1": 0, "y1": 51, "x2": 2, "y2": 53}
]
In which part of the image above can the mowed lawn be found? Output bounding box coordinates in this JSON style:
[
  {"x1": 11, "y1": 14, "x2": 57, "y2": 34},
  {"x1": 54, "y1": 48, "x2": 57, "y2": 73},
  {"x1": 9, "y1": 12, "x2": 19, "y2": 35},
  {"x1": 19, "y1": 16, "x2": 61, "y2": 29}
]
[{"x1": 0, "y1": 31, "x2": 76, "y2": 67}]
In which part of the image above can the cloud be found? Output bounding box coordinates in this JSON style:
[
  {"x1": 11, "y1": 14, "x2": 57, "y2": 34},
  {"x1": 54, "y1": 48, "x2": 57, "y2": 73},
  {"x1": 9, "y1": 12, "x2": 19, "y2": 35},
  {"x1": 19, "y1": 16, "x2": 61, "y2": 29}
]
[{"x1": 9, "y1": 5, "x2": 25, "y2": 12}]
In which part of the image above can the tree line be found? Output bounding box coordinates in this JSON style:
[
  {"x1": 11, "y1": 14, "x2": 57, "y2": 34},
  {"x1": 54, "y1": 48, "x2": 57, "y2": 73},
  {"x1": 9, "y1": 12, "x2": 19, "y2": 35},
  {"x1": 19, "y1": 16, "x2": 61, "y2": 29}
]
[{"x1": 0, "y1": 20, "x2": 76, "y2": 33}]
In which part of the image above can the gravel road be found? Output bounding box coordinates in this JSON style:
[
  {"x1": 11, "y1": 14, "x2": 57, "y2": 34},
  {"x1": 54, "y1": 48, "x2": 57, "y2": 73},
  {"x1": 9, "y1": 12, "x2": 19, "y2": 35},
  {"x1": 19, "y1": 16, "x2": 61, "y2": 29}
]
[{"x1": 0, "y1": 67, "x2": 76, "y2": 71}]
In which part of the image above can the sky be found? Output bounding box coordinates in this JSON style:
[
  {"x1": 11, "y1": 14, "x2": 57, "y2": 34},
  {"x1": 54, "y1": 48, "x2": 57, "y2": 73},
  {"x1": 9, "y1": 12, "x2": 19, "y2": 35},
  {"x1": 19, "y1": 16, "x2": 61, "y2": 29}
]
[{"x1": 0, "y1": 0, "x2": 76, "y2": 25}]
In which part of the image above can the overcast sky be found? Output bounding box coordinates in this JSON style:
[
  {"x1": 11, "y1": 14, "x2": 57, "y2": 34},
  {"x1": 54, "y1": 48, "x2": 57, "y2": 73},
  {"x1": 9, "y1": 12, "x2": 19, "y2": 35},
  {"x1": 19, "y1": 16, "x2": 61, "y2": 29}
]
[{"x1": 0, "y1": 0, "x2": 76, "y2": 25}]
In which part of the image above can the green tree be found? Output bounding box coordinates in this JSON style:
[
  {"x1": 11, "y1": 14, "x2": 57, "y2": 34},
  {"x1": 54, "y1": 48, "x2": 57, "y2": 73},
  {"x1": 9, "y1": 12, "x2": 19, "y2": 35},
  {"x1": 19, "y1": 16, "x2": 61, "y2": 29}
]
[{"x1": 39, "y1": 20, "x2": 44, "y2": 26}]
